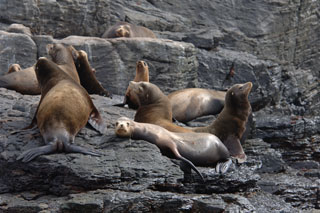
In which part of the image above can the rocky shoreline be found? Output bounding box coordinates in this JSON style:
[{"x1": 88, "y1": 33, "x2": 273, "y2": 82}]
[{"x1": 0, "y1": 0, "x2": 319, "y2": 212}]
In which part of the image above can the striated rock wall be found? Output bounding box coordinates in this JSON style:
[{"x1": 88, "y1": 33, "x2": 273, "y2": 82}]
[{"x1": 0, "y1": 0, "x2": 319, "y2": 212}]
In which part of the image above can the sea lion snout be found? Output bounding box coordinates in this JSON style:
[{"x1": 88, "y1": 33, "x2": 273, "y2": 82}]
[{"x1": 241, "y1": 82, "x2": 253, "y2": 93}]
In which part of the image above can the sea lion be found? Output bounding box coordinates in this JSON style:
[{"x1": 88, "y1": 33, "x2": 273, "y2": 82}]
[
  {"x1": 125, "y1": 60, "x2": 149, "y2": 109},
  {"x1": 0, "y1": 43, "x2": 80, "y2": 95},
  {"x1": 114, "y1": 60, "x2": 150, "y2": 109},
  {"x1": 17, "y1": 57, "x2": 105, "y2": 162},
  {"x1": 115, "y1": 117, "x2": 232, "y2": 181},
  {"x1": 7, "y1": 64, "x2": 21, "y2": 74},
  {"x1": 102, "y1": 22, "x2": 156, "y2": 38},
  {"x1": 47, "y1": 43, "x2": 80, "y2": 84},
  {"x1": 0, "y1": 65, "x2": 40, "y2": 95},
  {"x1": 168, "y1": 88, "x2": 226, "y2": 123},
  {"x1": 127, "y1": 81, "x2": 193, "y2": 133},
  {"x1": 73, "y1": 49, "x2": 112, "y2": 97},
  {"x1": 193, "y1": 82, "x2": 253, "y2": 163}
]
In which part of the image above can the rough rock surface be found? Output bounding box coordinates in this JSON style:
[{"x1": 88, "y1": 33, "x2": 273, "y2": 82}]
[{"x1": 0, "y1": 0, "x2": 319, "y2": 212}]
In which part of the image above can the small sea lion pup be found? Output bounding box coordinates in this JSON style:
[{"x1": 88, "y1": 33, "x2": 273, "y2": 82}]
[
  {"x1": 102, "y1": 21, "x2": 156, "y2": 38},
  {"x1": 17, "y1": 57, "x2": 106, "y2": 162},
  {"x1": 128, "y1": 81, "x2": 193, "y2": 133},
  {"x1": 115, "y1": 117, "x2": 232, "y2": 181},
  {"x1": 193, "y1": 82, "x2": 253, "y2": 163},
  {"x1": 0, "y1": 64, "x2": 40, "y2": 95},
  {"x1": 72, "y1": 49, "x2": 112, "y2": 97},
  {"x1": 168, "y1": 88, "x2": 226, "y2": 123}
]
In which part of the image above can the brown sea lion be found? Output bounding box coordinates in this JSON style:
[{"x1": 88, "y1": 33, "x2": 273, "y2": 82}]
[
  {"x1": 115, "y1": 117, "x2": 232, "y2": 181},
  {"x1": 7, "y1": 64, "x2": 22, "y2": 74},
  {"x1": 17, "y1": 57, "x2": 105, "y2": 162},
  {"x1": 127, "y1": 81, "x2": 192, "y2": 133},
  {"x1": 0, "y1": 43, "x2": 80, "y2": 95},
  {"x1": 102, "y1": 22, "x2": 156, "y2": 38},
  {"x1": 73, "y1": 50, "x2": 112, "y2": 97},
  {"x1": 0, "y1": 65, "x2": 40, "y2": 95},
  {"x1": 168, "y1": 88, "x2": 226, "y2": 123},
  {"x1": 193, "y1": 82, "x2": 253, "y2": 163},
  {"x1": 47, "y1": 43, "x2": 80, "y2": 84},
  {"x1": 114, "y1": 60, "x2": 150, "y2": 109}
]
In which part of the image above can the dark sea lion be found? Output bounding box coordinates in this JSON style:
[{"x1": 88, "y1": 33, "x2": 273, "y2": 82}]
[
  {"x1": 73, "y1": 49, "x2": 111, "y2": 97},
  {"x1": 17, "y1": 57, "x2": 105, "y2": 162},
  {"x1": 168, "y1": 88, "x2": 226, "y2": 123},
  {"x1": 115, "y1": 117, "x2": 232, "y2": 181},
  {"x1": 193, "y1": 82, "x2": 253, "y2": 163},
  {"x1": 0, "y1": 65, "x2": 40, "y2": 95},
  {"x1": 7, "y1": 64, "x2": 22, "y2": 74},
  {"x1": 102, "y1": 21, "x2": 156, "y2": 38},
  {"x1": 128, "y1": 81, "x2": 193, "y2": 133}
]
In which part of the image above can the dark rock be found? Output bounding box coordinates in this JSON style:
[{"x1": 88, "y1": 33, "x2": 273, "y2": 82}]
[{"x1": 0, "y1": 31, "x2": 37, "y2": 75}]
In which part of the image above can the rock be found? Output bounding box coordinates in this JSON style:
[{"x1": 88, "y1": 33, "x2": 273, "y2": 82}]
[
  {"x1": 0, "y1": 88, "x2": 319, "y2": 212},
  {"x1": 7, "y1": 24, "x2": 32, "y2": 37},
  {"x1": 0, "y1": 31, "x2": 37, "y2": 75}
]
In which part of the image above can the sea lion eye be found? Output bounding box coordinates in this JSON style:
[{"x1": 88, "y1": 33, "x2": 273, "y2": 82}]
[
  {"x1": 126, "y1": 122, "x2": 129, "y2": 126},
  {"x1": 116, "y1": 122, "x2": 119, "y2": 126}
]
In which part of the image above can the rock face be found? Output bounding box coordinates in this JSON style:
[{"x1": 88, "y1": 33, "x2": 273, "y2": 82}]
[{"x1": 0, "y1": 0, "x2": 319, "y2": 212}]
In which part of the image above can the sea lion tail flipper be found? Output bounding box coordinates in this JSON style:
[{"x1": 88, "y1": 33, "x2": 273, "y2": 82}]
[
  {"x1": 17, "y1": 144, "x2": 56, "y2": 162},
  {"x1": 215, "y1": 158, "x2": 232, "y2": 174},
  {"x1": 88, "y1": 107, "x2": 106, "y2": 134},
  {"x1": 63, "y1": 143, "x2": 102, "y2": 157},
  {"x1": 224, "y1": 135, "x2": 247, "y2": 163}
]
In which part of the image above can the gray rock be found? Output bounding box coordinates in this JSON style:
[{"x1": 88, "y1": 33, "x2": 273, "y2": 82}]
[{"x1": 0, "y1": 31, "x2": 37, "y2": 75}]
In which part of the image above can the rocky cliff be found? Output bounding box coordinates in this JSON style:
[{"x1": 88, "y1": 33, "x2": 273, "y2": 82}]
[{"x1": 0, "y1": 0, "x2": 319, "y2": 212}]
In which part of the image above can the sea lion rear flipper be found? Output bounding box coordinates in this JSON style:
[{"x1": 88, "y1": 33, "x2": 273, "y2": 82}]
[
  {"x1": 17, "y1": 144, "x2": 56, "y2": 162},
  {"x1": 64, "y1": 143, "x2": 102, "y2": 157},
  {"x1": 224, "y1": 135, "x2": 247, "y2": 163},
  {"x1": 171, "y1": 147, "x2": 204, "y2": 182},
  {"x1": 88, "y1": 107, "x2": 106, "y2": 134}
]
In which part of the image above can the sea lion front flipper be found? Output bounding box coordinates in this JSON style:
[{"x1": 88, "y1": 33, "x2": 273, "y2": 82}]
[
  {"x1": 224, "y1": 135, "x2": 247, "y2": 163},
  {"x1": 215, "y1": 158, "x2": 232, "y2": 174},
  {"x1": 88, "y1": 107, "x2": 106, "y2": 134},
  {"x1": 17, "y1": 144, "x2": 57, "y2": 162}
]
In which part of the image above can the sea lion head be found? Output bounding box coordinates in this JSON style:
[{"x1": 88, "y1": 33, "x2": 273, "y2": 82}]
[
  {"x1": 46, "y1": 43, "x2": 74, "y2": 65},
  {"x1": 7, "y1": 64, "x2": 21, "y2": 74},
  {"x1": 116, "y1": 25, "x2": 130, "y2": 37},
  {"x1": 135, "y1": 60, "x2": 149, "y2": 82},
  {"x1": 115, "y1": 117, "x2": 133, "y2": 137},
  {"x1": 226, "y1": 82, "x2": 252, "y2": 109},
  {"x1": 127, "y1": 81, "x2": 163, "y2": 106}
]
